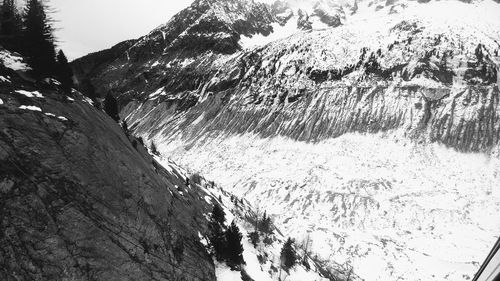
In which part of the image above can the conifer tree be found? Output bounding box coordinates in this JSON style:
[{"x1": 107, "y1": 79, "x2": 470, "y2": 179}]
[
  {"x1": 248, "y1": 231, "x2": 259, "y2": 248},
  {"x1": 121, "y1": 120, "x2": 129, "y2": 136},
  {"x1": 150, "y1": 141, "x2": 159, "y2": 156},
  {"x1": 0, "y1": 0, "x2": 22, "y2": 52},
  {"x1": 208, "y1": 204, "x2": 226, "y2": 261},
  {"x1": 280, "y1": 237, "x2": 297, "y2": 272},
  {"x1": 104, "y1": 92, "x2": 119, "y2": 122},
  {"x1": 224, "y1": 221, "x2": 245, "y2": 267},
  {"x1": 259, "y1": 211, "x2": 272, "y2": 234},
  {"x1": 23, "y1": 0, "x2": 57, "y2": 76},
  {"x1": 55, "y1": 50, "x2": 74, "y2": 93},
  {"x1": 210, "y1": 204, "x2": 225, "y2": 226},
  {"x1": 80, "y1": 77, "x2": 97, "y2": 100}
]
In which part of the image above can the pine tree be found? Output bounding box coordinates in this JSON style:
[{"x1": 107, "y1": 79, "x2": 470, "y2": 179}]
[
  {"x1": 150, "y1": 142, "x2": 159, "y2": 156},
  {"x1": 23, "y1": 0, "x2": 57, "y2": 76},
  {"x1": 121, "y1": 120, "x2": 129, "y2": 136},
  {"x1": 259, "y1": 211, "x2": 272, "y2": 234},
  {"x1": 104, "y1": 92, "x2": 119, "y2": 122},
  {"x1": 208, "y1": 204, "x2": 226, "y2": 260},
  {"x1": 210, "y1": 204, "x2": 225, "y2": 226},
  {"x1": 248, "y1": 231, "x2": 259, "y2": 248},
  {"x1": 280, "y1": 237, "x2": 297, "y2": 272},
  {"x1": 224, "y1": 221, "x2": 245, "y2": 268},
  {"x1": 0, "y1": 0, "x2": 23, "y2": 52},
  {"x1": 209, "y1": 222, "x2": 225, "y2": 261},
  {"x1": 55, "y1": 50, "x2": 74, "y2": 94},
  {"x1": 260, "y1": 211, "x2": 267, "y2": 232},
  {"x1": 80, "y1": 77, "x2": 97, "y2": 100}
]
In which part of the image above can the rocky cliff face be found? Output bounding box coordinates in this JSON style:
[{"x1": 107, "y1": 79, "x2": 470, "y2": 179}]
[
  {"x1": 71, "y1": 0, "x2": 500, "y2": 280},
  {"x1": 0, "y1": 49, "x2": 216, "y2": 281}
]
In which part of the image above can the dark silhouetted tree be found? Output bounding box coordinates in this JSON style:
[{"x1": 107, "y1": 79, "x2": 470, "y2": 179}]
[
  {"x1": 259, "y1": 211, "x2": 272, "y2": 234},
  {"x1": 55, "y1": 50, "x2": 74, "y2": 93},
  {"x1": 209, "y1": 222, "x2": 225, "y2": 261},
  {"x1": 151, "y1": 142, "x2": 159, "y2": 156},
  {"x1": 121, "y1": 120, "x2": 129, "y2": 135},
  {"x1": 248, "y1": 231, "x2": 259, "y2": 248},
  {"x1": 0, "y1": 0, "x2": 23, "y2": 52},
  {"x1": 208, "y1": 204, "x2": 226, "y2": 261},
  {"x1": 210, "y1": 204, "x2": 225, "y2": 226},
  {"x1": 80, "y1": 77, "x2": 97, "y2": 100},
  {"x1": 280, "y1": 237, "x2": 297, "y2": 272},
  {"x1": 23, "y1": 0, "x2": 57, "y2": 76},
  {"x1": 104, "y1": 92, "x2": 119, "y2": 122},
  {"x1": 224, "y1": 221, "x2": 245, "y2": 268}
]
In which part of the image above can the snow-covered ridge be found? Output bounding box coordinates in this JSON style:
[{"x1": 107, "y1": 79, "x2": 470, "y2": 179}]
[{"x1": 243, "y1": 0, "x2": 500, "y2": 50}]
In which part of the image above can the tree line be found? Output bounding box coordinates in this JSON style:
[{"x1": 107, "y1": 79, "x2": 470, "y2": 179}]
[
  {"x1": 0, "y1": 0, "x2": 73, "y2": 92},
  {"x1": 209, "y1": 202, "x2": 300, "y2": 275}
]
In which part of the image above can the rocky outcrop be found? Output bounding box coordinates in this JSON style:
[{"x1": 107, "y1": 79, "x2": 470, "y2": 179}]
[
  {"x1": 0, "y1": 51, "x2": 216, "y2": 281},
  {"x1": 124, "y1": 83, "x2": 499, "y2": 153}
]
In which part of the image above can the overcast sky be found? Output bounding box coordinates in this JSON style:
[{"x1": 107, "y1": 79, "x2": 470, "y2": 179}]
[{"x1": 48, "y1": 0, "x2": 193, "y2": 60}]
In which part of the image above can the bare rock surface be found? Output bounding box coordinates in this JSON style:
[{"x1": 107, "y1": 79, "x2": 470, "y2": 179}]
[{"x1": 0, "y1": 53, "x2": 216, "y2": 281}]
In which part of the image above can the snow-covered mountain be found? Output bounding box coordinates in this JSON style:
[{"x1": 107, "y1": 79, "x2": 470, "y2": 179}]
[{"x1": 72, "y1": 0, "x2": 500, "y2": 280}]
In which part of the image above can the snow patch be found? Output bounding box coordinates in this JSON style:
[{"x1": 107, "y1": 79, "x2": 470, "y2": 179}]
[
  {"x1": 0, "y1": 75, "x2": 10, "y2": 83},
  {"x1": 215, "y1": 261, "x2": 242, "y2": 281},
  {"x1": 82, "y1": 96, "x2": 93, "y2": 105},
  {"x1": 240, "y1": 19, "x2": 301, "y2": 50},
  {"x1": 148, "y1": 87, "x2": 166, "y2": 100},
  {"x1": 0, "y1": 50, "x2": 30, "y2": 71},
  {"x1": 15, "y1": 90, "x2": 44, "y2": 98},
  {"x1": 19, "y1": 105, "x2": 42, "y2": 112},
  {"x1": 198, "y1": 231, "x2": 209, "y2": 247}
]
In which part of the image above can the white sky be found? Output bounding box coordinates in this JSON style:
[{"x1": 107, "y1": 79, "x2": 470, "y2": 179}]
[{"x1": 48, "y1": 0, "x2": 193, "y2": 60}]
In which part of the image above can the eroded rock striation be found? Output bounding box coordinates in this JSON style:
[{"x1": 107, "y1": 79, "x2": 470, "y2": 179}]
[{"x1": 0, "y1": 49, "x2": 216, "y2": 281}]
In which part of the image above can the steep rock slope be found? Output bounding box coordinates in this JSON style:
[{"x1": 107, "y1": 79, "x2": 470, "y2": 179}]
[{"x1": 0, "y1": 49, "x2": 216, "y2": 281}]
